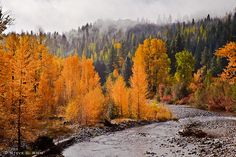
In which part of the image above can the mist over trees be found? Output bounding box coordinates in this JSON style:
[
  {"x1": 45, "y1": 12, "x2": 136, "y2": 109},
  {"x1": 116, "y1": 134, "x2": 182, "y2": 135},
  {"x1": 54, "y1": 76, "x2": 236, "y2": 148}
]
[{"x1": 42, "y1": 11, "x2": 236, "y2": 85}]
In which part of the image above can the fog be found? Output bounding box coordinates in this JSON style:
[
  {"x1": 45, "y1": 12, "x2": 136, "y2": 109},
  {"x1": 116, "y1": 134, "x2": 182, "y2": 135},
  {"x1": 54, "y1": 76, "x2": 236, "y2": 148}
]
[{"x1": 1, "y1": 0, "x2": 235, "y2": 33}]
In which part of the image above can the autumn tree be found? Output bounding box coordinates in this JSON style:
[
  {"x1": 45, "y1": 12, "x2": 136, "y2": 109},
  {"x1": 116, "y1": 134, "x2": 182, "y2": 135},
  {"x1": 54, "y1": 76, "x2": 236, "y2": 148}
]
[
  {"x1": 130, "y1": 45, "x2": 148, "y2": 119},
  {"x1": 66, "y1": 55, "x2": 105, "y2": 125},
  {"x1": 53, "y1": 58, "x2": 65, "y2": 107},
  {"x1": 61, "y1": 54, "x2": 81, "y2": 103},
  {"x1": 104, "y1": 76, "x2": 115, "y2": 119},
  {"x1": 0, "y1": 34, "x2": 20, "y2": 146},
  {"x1": 82, "y1": 87, "x2": 105, "y2": 124},
  {"x1": 38, "y1": 49, "x2": 60, "y2": 121},
  {"x1": 0, "y1": 49, "x2": 9, "y2": 140},
  {"x1": 140, "y1": 38, "x2": 171, "y2": 97},
  {"x1": 215, "y1": 42, "x2": 236, "y2": 84},
  {"x1": 111, "y1": 76, "x2": 129, "y2": 117},
  {"x1": 4, "y1": 35, "x2": 41, "y2": 150},
  {"x1": 0, "y1": 9, "x2": 13, "y2": 128}
]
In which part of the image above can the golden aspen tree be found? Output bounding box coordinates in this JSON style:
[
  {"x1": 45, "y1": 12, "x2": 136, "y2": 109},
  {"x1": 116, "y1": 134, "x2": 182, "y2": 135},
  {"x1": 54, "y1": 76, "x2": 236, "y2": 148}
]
[
  {"x1": 38, "y1": 50, "x2": 59, "y2": 119},
  {"x1": 82, "y1": 87, "x2": 105, "y2": 125},
  {"x1": 111, "y1": 76, "x2": 129, "y2": 117},
  {"x1": 105, "y1": 76, "x2": 113, "y2": 98},
  {"x1": 61, "y1": 54, "x2": 81, "y2": 102},
  {"x1": 141, "y1": 38, "x2": 170, "y2": 98},
  {"x1": 104, "y1": 76, "x2": 115, "y2": 118},
  {"x1": 54, "y1": 61, "x2": 66, "y2": 107},
  {"x1": 130, "y1": 45, "x2": 148, "y2": 119},
  {"x1": 215, "y1": 42, "x2": 236, "y2": 84},
  {"x1": 79, "y1": 56, "x2": 103, "y2": 124},
  {"x1": 66, "y1": 55, "x2": 104, "y2": 125}
]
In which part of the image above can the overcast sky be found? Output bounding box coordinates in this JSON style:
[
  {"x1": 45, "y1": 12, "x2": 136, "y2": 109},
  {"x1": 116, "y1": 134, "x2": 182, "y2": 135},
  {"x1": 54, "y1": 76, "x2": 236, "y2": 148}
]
[{"x1": 1, "y1": 0, "x2": 236, "y2": 33}]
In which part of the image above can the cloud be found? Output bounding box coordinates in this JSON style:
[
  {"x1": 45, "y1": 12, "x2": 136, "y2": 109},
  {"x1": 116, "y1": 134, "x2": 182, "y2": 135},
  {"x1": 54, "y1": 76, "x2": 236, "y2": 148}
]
[{"x1": 0, "y1": 0, "x2": 235, "y2": 33}]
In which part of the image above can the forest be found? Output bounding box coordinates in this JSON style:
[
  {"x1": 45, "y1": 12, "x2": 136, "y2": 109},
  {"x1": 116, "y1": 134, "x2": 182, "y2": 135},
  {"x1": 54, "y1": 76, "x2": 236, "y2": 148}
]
[{"x1": 0, "y1": 6, "x2": 235, "y2": 156}]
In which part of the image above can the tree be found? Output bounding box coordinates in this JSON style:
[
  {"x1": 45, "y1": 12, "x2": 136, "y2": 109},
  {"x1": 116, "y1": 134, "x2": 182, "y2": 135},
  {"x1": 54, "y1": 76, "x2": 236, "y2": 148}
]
[
  {"x1": 175, "y1": 33, "x2": 184, "y2": 53},
  {"x1": 215, "y1": 42, "x2": 236, "y2": 84},
  {"x1": 61, "y1": 54, "x2": 81, "y2": 103},
  {"x1": 0, "y1": 48, "x2": 9, "y2": 139},
  {"x1": 65, "y1": 56, "x2": 105, "y2": 125},
  {"x1": 0, "y1": 8, "x2": 13, "y2": 35},
  {"x1": 174, "y1": 50, "x2": 195, "y2": 84},
  {"x1": 111, "y1": 76, "x2": 129, "y2": 117},
  {"x1": 54, "y1": 58, "x2": 65, "y2": 106},
  {"x1": 82, "y1": 87, "x2": 105, "y2": 124},
  {"x1": 141, "y1": 38, "x2": 171, "y2": 97},
  {"x1": 38, "y1": 50, "x2": 59, "y2": 120},
  {"x1": 232, "y1": 12, "x2": 236, "y2": 41},
  {"x1": 9, "y1": 35, "x2": 40, "y2": 150},
  {"x1": 94, "y1": 60, "x2": 107, "y2": 84},
  {"x1": 121, "y1": 56, "x2": 132, "y2": 86},
  {"x1": 130, "y1": 45, "x2": 148, "y2": 119}
]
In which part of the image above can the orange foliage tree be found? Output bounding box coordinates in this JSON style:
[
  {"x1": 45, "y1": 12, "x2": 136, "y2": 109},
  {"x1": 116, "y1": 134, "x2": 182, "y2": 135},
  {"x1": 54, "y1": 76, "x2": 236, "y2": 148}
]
[
  {"x1": 65, "y1": 55, "x2": 105, "y2": 125},
  {"x1": 0, "y1": 48, "x2": 9, "y2": 140},
  {"x1": 130, "y1": 45, "x2": 148, "y2": 119},
  {"x1": 61, "y1": 54, "x2": 81, "y2": 103},
  {"x1": 215, "y1": 42, "x2": 236, "y2": 84},
  {"x1": 111, "y1": 76, "x2": 129, "y2": 117},
  {"x1": 38, "y1": 49, "x2": 60, "y2": 120},
  {"x1": 0, "y1": 34, "x2": 42, "y2": 150}
]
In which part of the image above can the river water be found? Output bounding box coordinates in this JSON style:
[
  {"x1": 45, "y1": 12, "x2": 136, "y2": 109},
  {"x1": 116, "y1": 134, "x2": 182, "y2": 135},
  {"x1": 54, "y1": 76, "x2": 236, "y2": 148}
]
[{"x1": 62, "y1": 105, "x2": 236, "y2": 157}]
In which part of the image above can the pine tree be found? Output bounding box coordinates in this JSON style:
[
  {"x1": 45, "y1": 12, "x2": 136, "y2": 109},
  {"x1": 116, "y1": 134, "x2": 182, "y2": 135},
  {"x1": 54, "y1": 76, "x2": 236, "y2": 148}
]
[{"x1": 121, "y1": 56, "x2": 132, "y2": 86}]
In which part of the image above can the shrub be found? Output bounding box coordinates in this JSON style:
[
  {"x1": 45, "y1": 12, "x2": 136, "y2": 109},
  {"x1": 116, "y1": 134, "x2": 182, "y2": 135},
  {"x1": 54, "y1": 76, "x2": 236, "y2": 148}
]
[
  {"x1": 160, "y1": 87, "x2": 173, "y2": 103},
  {"x1": 191, "y1": 88, "x2": 208, "y2": 109},
  {"x1": 172, "y1": 82, "x2": 190, "y2": 101},
  {"x1": 207, "y1": 80, "x2": 235, "y2": 112},
  {"x1": 145, "y1": 102, "x2": 172, "y2": 121}
]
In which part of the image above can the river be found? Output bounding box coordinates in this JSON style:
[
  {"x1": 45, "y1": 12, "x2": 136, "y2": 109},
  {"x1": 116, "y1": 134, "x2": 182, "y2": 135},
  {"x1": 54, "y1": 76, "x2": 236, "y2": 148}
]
[{"x1": 62, "y1": 105, "x2": 236, "y2": 157}]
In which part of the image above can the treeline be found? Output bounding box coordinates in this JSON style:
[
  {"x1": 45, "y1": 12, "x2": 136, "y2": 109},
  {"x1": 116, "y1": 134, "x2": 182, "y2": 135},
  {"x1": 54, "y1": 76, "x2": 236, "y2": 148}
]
[{"x1": 42, "y1": 11, "x2": 236, "y2": 83}]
